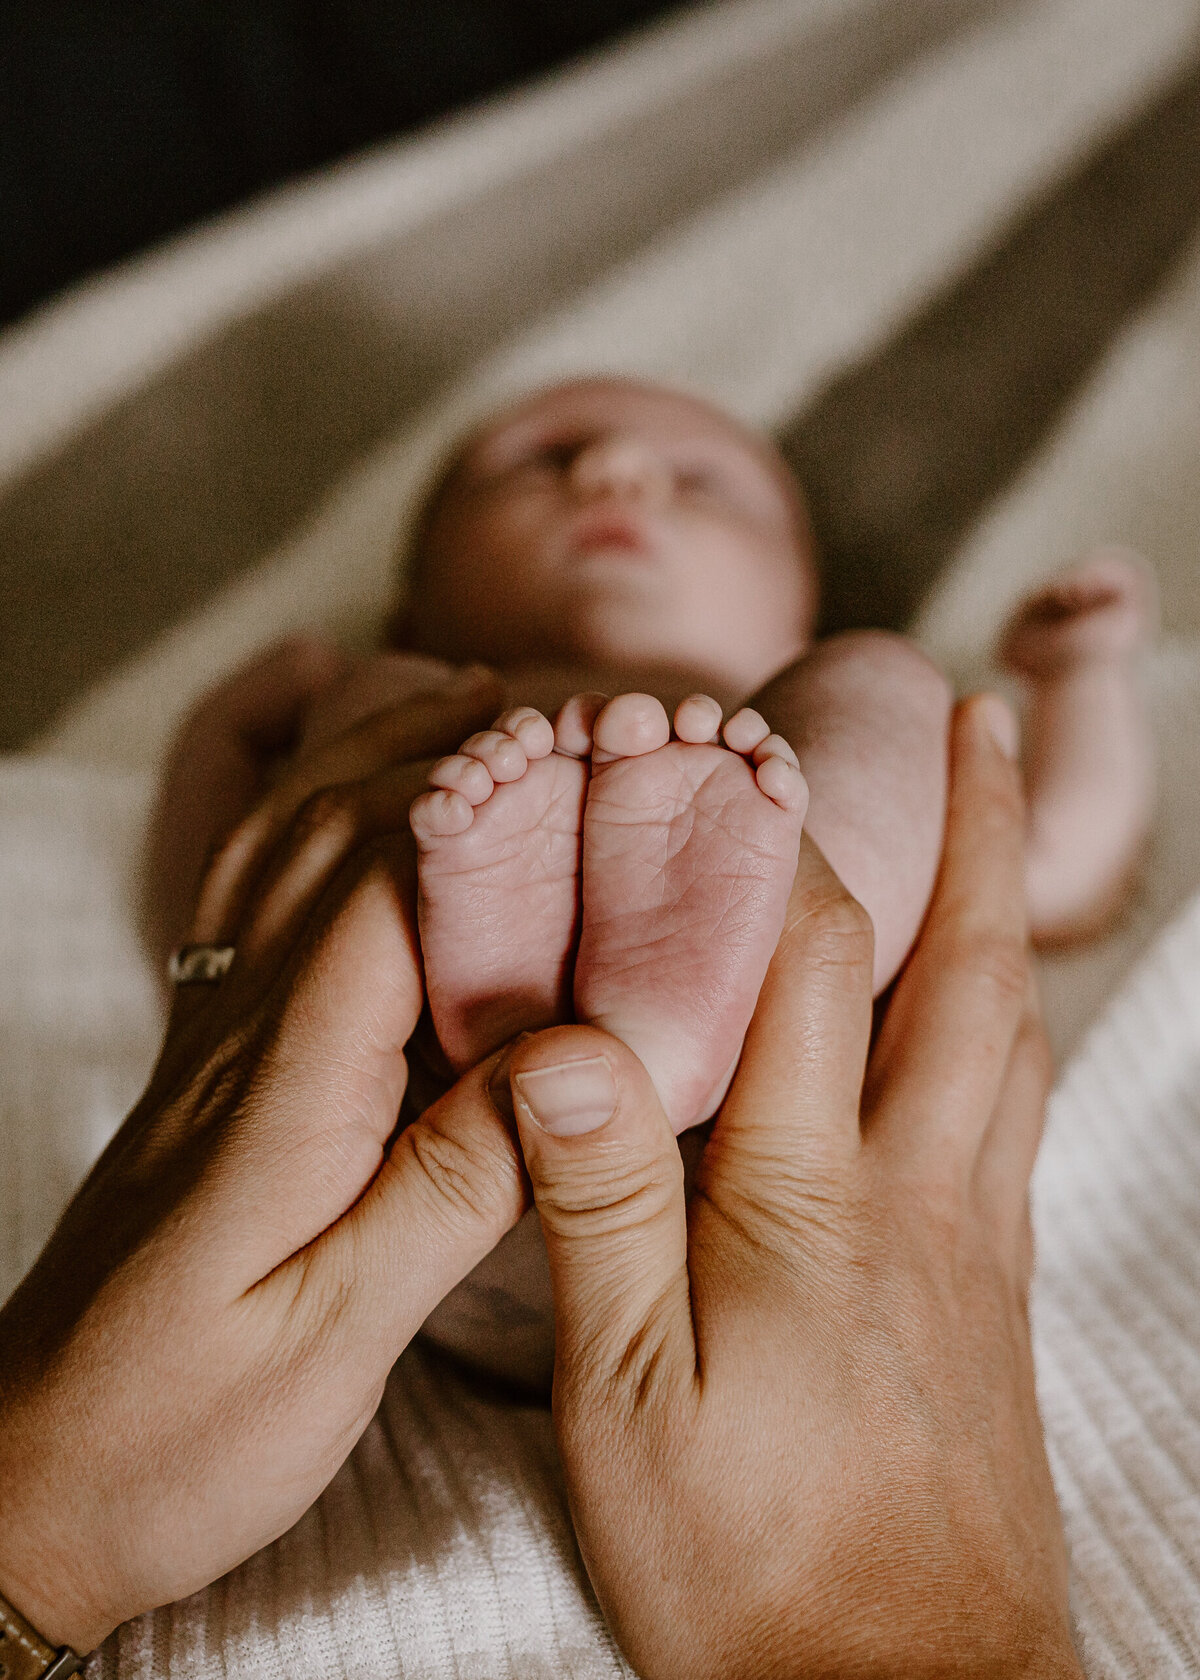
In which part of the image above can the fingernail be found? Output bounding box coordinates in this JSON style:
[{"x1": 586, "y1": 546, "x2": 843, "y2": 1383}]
[
  {"x1": 486, "y1": 1042, "x2": 518, "y2": 1123},
  {"x1": 513, "y1": 1055, "x2": 617, "y2": 1137},
  {"x1": 977, "y1": 693, "x2": 1019, "y2": 760}
]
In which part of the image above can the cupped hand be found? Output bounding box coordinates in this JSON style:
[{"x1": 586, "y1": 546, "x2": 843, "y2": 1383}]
[
  {"x1": 0, "y1": 799, "x2": 524, "y2": 1654},
  {"x1": 495, "y1": 696, "x2": 1080, "y2": 1680}
]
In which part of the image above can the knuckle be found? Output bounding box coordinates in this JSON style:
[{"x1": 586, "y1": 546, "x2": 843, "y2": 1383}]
[
  {"x1": 403, "y1": 1114, "x2": 515, "y2": 1229},
  {"x1": 953, "y1": 928, "x2": 1029, "y2": 1008},
  {"x1": 794, "y1": 882, "x2": 876, "y2": 970},
  {"x1": 292, "y1": 784, "x2": 360, "y2": 850},
  {"x1": 535, "y1": 1148, "x2": 682, "y2": 1241}
]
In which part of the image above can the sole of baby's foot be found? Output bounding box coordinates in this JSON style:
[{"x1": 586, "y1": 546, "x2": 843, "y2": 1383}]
[
  {"x1": 410, "y1": 706, "x2": 589, "y2": 1071},
  {"x1": 999, "y1": 548, "x2": 1154, "y2": 679},
  {"x1": 572, "y1": 692, "x2": 808, "y2": 1133}
]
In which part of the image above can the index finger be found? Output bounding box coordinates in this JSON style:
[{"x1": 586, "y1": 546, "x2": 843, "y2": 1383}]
[
  {"x1": 865, "y1": 693, "x2": 1029, "y2": 1170},
  {"x1": 705, "y1": 832, "x2": 875, "y2": 1225}
]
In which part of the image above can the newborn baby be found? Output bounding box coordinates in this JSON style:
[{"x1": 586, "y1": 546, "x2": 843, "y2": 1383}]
[{"x1": 163, "y1": 375, "x2": 1155, "y2": 1387}]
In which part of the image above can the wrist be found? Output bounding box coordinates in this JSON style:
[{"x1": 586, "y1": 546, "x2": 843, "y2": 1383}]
[
  {"x1": 0, "y1": 1601, "x2": 80, "y2": 1680},
  {"x1": 0, "y1": 1575, "x2": 89, "y2": 1677},
  {"x1": 0, "y1": 1543, "x2": 109, "y2": 1662},
  {"x1": 0, "y1": 1394, "x2": 115, "y2": 1658}
]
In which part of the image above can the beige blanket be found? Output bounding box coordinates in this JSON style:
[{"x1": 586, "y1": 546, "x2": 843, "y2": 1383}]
[{"x1": 5, "y1": 0, "x2": 1200, "y2": 1671}]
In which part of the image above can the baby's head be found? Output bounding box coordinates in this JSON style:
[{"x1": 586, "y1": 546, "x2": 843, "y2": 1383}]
[{"x1": 396, "y1": 377, "x2": 818, "y2": 698}]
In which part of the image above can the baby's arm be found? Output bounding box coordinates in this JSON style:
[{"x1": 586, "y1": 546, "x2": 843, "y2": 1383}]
[
  {"x1": 142, "y1": 637, "x2": 345, "y2": 967},
  {"x1": 145, "y1": 643, "x2": 495, "y2": 973},
  {"x1": 999, "y1": 550, "x2": 1155, "y2": 945},
  {"x1": 745, "y1": 550, "x2": 1154, "y2": 998}
]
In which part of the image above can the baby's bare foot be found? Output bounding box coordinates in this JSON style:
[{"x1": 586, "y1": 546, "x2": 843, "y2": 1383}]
[
  {"x1": 573, "y1": 692, "x2": 808, "y2": 1132},
  {"x1": 999, "y1": 549, "x2": 1156, "y2": 946},
  {"x1": 411, "y1": 706, "x2": 588, "y2": 1070}
]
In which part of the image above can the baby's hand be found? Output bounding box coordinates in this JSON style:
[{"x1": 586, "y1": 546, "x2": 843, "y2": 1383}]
[
  {"x1": 146, "y1": 641, "x2": 501, "y2": 974},
  {"x1": 144, "y1": 635, "x2": 348, "y2": 965},
  {"x1": 189, "y1": 658, "x2": 503, "y2": 964}
]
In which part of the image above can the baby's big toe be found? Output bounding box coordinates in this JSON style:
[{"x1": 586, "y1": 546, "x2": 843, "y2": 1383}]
[{"x1": 592, "y1": 693, "x2": 671, "y2": 763}]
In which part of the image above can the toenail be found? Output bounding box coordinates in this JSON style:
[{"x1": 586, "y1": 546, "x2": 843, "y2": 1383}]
[{"x1": 513, "y1": 1055, "x2": 617, "y2": 1136}]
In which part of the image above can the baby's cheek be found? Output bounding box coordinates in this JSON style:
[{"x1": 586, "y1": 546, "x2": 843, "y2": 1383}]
[{"x1": 300, "y1": 654, "x2": 459, "y2": 752}]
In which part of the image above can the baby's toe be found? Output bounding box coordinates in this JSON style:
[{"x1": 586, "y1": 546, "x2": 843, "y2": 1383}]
[
  {"x1": 751, "y1": 732, "x2": 800, "y2": 769},
  {"x1": 460, "y1": 729, "x2": 528, "y2": 783},
  {"x1": 493, "y1": 706, "x2": 556, "y2": 759},
  {"x1": 410, "y1": 788, "x2": 476, "y2": 845},
  {"x1": 755, "y1": 755, "x2": 808, "y2": 814},
  {"x1": 674, "y1": 694, "x2": 723, "y2": 744},
  {"x1": 428, "y1": 753, "x2": 495, "y2": 806},
  {"x1": 593, "y1": 693, "x2": 671, "y2": 762},
  {"x1": 554, "y1": 692, "x2": 608, "y2": 759},
  {"x1": 723, "y1": 707, "x2": 772, "y2": 754}
]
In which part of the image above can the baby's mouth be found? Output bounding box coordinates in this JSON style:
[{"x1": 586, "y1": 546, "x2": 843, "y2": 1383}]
[{"x1": 566, "y1": 507, "x2": 655, "y2": 561}]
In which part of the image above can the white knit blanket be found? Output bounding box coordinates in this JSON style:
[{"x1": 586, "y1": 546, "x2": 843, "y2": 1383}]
[{"x1": 6, "y1": 0, "x2": 1200, "y2": 1671}]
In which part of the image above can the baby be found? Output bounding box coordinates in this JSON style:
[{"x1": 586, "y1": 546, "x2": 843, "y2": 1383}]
[{"x1": 160, "y1": 375, "x2": 1155, "y2": 1387}]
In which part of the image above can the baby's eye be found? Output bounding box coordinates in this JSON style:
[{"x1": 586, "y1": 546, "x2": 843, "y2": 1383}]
[
  {"x1": 540, "y1": 442, "x2": 580, "y2": 469},
  {"x1": 675, "y1": 466, "x2": 722, "y2": 495},
  {"x1": 520, "y1": 437, "x2": 585, "y2": 474}
]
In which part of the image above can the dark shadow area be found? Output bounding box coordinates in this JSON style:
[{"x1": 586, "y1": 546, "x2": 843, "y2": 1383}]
[
  {"x1": 0, "y1": 0, "x2": 689, "y2": 329},
  {"x1": 1, "y1": 0, "x2": 976, "y2": 746},
  {"x1": 782, "y1": 48, "x2": 1200, "y2": 636}
]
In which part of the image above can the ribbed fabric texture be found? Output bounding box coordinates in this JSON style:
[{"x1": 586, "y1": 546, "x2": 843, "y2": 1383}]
[
  {"x1": 1035, "y1": 891, "x2": 1200, "y2": 1674},
  {"x1": 91, "y1": 1350, "x2": 633, "y2": 1680}
]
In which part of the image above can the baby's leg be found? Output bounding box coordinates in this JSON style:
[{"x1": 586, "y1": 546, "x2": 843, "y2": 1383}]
[
  {"x1": 749, "y1": 631, "x2": 954, "y2": 993},
  {"x1": 999, "y1": 550, "x2": 1154, "y2": 944}
]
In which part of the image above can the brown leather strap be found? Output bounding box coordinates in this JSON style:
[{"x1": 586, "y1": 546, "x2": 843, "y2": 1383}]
[{"x1": 0, "y1": 1592, "x2": 81, "y2": 1680}]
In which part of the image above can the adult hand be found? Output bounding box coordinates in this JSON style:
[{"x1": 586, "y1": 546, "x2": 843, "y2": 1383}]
[
  {"x1": 0, "y1": 780, "x2": 524, "y2": 1655},
  {"x1": 495, "y1": 695, "x2": 1080, "y2": 1679}
]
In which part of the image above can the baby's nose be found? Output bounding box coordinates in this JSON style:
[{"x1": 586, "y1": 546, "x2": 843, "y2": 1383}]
[{"x1": 570, "y1": 437, "x2": 671, "y2": 504}]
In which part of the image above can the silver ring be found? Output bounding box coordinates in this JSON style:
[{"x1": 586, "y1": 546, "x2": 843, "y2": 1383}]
[{"x1": 168, "y1": 944, "x2": 236, "y2": 986}]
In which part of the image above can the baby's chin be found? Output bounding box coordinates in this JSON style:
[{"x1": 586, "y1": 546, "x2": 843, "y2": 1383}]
[{"x1": 561, "y1": 619, "x2": 807, "y2": 703}]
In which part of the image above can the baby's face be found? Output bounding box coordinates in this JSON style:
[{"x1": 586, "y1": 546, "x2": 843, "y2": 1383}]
[{"x1": 406, "y1": 379, "x2": 816, "y2": 696}]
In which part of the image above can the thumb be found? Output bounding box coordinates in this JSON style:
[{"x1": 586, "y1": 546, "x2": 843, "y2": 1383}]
[{"x1": 505, "y1": 1026, "x2": 695, "y2": 1389}]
